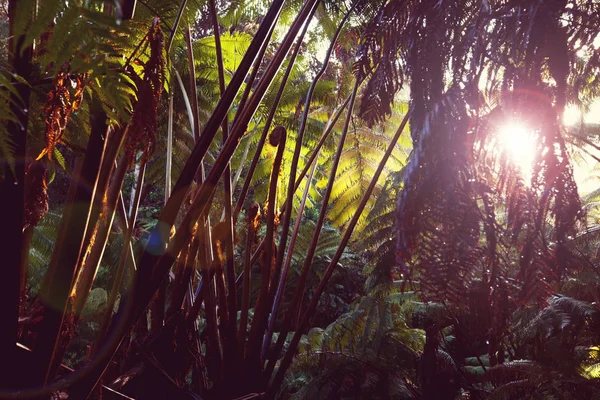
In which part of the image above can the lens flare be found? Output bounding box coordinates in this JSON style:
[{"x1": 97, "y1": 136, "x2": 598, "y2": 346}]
[{"x1": 497, "y1": 121, "x2": 537, "y2": 181}]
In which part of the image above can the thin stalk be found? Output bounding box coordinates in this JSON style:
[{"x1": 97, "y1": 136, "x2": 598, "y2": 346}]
[
  {"x1": 214, "y1": 265, "x2": 228, "y2": 346},
  {"x1": 183, "y1": 23, "x2": 212, "y2": 269},
  {"x1": 92, "y1": 159, "x2": 145, "y2": 355},
  {"x1": 230, "y1": 24, "x2": 276, "y2": 129},
  {"x1": 272, "y1": 4, "x2": 355, "y2": 317},
  {"x1": 115, "y1": 189, "x2": 138, "y2": 272},
  {"x1": 262, "y1": 156, "x2": 318, "y2": 359},
  {"x1": 128, "y1": 154, "x2": 141, "y2": 217},
  {"x1": 202, "y1": 268, "x2": 222, "y2": 380},
  {"x1": 209, "y1": 0, "x2": 238, "y2": 345},
  {"x1": 166, "y1": 0, "x2": 189, "y2": 53},
  {"x1": 185, "y1": 277, "x2": 204, "y2": 326},
  {"x1": 79, "y1": 126, "x2": 127, "y2": 279},
  {"x1": 246, "y1": 128, "x2": 286, "y2": 373},
  {"x1": 166, "y1": 87, "x2": 174, "y2": 202},
  {"x1": 233, "y1": 7, "x2": 317, "y2": 222},
  {"x1": 291, "y1": 96, "x2": 350, "y2": 194},
  {"x1": 232, "y1": 131, "x2": 253, "y2": 191},
  {"x1": 167, "y1": 237, "x2": 197, "y2": 319},
  {"x1": 72, "y1": 152, "x2": 133, "y2": 321},
  {"x1": 174, "y1": 69, "x2": 195, "y2": 130},
  {"x1": 264, "y1": 78, "x2": 361, "y2": 381},
  {"x1": 238, "y1": 203, "x2": 260, "y2": 354},
  {"x1": 268, "y1": 111, "x2": 411, "y2": 393}
]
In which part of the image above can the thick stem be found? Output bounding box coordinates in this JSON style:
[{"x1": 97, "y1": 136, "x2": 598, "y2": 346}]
[
  {"x1": 268, "y1": 111, "x2": 411, "y2": 393},
  {"x1": 246, "y1": 128, "x2": 286, "y2": 374},
  {"x1": 262, "y1": 157, "x2": 318, "y2": 359},
  {"x1": 33, "y1": 96, "x2": 109, "y2": 385},
  {"x1": 0, "y1": 0, "x2": 32, "y2": 388}
]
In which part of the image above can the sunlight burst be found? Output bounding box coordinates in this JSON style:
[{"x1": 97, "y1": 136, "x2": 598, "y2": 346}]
[
  {"x1": 563, "y1": 104, "x2": 582, "y2": 126},
  {"x1": 497, "y1": 121, "x2": 537, "y2": 180}
]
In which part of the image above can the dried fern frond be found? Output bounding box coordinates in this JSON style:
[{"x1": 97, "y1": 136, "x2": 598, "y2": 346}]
[
  {"x1": 23, "y1": 161, "x2": 49, "y2": 231},
  {"x1": 37, "y1": 68, "x2": 86, "y2": 161},
  {"x1": 126, "y1": 18, "x2": 166, "y2": 161}
]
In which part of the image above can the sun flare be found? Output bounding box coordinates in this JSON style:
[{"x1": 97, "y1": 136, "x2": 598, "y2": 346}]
[{"x1": 497, "y1": 121, "x2": 537, "y2": 179}]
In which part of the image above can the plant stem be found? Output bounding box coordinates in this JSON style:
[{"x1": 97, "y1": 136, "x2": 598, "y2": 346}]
[
  {"x1": 233, "y1": 7, "x2": 316, "y2": 222},
  {"x1": 262, "y1": 155, "x2": 318, "y2": 359},
  {"x1": 272, "y1": 4, "x2": 355, "y2": 316},
  {"x1": 209, "y1": 0, "x2": 238, "y2": 351},
  {"x1": 33, "y1": 96, "x2": 109, "y2": 385},
  {"x1": 264, "y1": 78, "x2": 361, "y2": 382},
  {"x1": 238, "y1": 203, "x2": 260, "y2": 354},
  {"x1": 246, "y1": 128, "x2": 286, "y2": 375},
  {"x1": 268, "y1": 111, "x2": 411, "y2": 393}
]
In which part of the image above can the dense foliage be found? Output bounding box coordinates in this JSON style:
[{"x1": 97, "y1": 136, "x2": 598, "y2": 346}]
[{"x1": 1, "y1": 0, "x2": 600, "y2": 399}]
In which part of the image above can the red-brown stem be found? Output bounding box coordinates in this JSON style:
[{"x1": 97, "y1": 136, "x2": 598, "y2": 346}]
[
  {"x1": 262, "y1": 156, "x2": 318, "y2": 359},
  {"x1": 230, "y1": 25, "x2": 276, "y2": 129},
  {"x1": 209, "y1": 0, "x2": 238, "y2": 344},
  {"x1": 234, "y1": 98, "x2": 349, "y2": 290},
  {"x1": 272, "y1": 4, "x2": 354, "y2": 317},
  {"x1": 202, "y1": 268, "x2": 222, "y2": 381},
  {"x1": 233, "y1": 8, "x2": 316, "y2": 222},
  {"x1": 78, "y1": 126, "x2": 127, "y2": 278},
  {"x1": 239, "y1": 203, "x2": 260, "y2": 354},
  {"x1": 246, "y1": 127, "x2": 286, "y2": 373},
  {"x1": 166, "y1": 240, "x2": 192, "y2": 319},
  {"x1": 268, "y1": 111, "x2": 411, "y2": 393},
  {"x1": 264, "y1": 78, "x2": 361, "y2": 381}
]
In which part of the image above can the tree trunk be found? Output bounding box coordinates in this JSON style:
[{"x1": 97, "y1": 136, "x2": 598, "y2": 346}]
[{"x1": 0, "y1": 0, "x2": 33, "y2": 389}]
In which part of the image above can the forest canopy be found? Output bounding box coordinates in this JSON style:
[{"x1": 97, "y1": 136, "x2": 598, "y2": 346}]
[{"x1": 1, "y1": 0, "x2": 600, "y2": 399}]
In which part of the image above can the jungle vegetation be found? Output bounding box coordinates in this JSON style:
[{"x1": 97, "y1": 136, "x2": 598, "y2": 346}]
[{"x1": 1, "y1": 0, "x2": 600, "y2": 399}]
